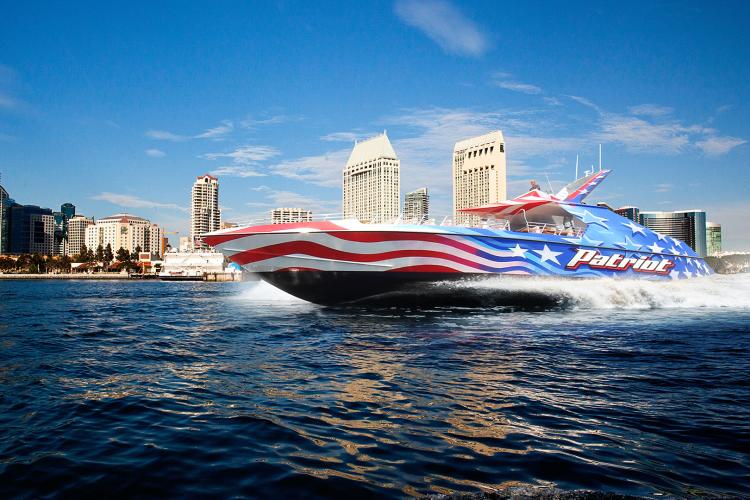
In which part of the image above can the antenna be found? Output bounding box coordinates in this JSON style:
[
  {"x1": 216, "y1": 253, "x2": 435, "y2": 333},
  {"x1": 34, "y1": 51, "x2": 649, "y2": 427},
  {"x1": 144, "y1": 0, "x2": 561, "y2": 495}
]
[
  {"x1": 544, "y1": 173, "x2": 553, "y2": 194},
  {"x1": 575, "y1": 155, "x2": 579, "y2": 180},
  {"x1": 599, "y1": 144, "x2": 602, "y2": 171}
]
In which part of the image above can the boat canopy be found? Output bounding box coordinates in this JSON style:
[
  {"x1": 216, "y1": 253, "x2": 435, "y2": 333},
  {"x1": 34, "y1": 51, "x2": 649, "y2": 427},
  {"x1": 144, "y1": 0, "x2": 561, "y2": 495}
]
[{"x1": 459, "y1": 169, "x2": 611, "y2": 217}]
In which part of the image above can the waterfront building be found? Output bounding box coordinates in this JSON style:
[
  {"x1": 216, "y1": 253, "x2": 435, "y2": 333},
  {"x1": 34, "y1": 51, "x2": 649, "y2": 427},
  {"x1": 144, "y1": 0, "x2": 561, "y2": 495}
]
[
  {"x1": 640, "y1": 209, "x2": 708, "y2": 257},
  {"x1": 453, "y1": 131, "x2": 507, "y2": 226},
  {"x1": 7, "y1": 204, "x2": 55, "y2": 255},
  {"x1": 67, "y1": 215, "x2": 94, "y2": 256},
  {"x1": 148, "y1": 224, "x2": 166, "y2": 258},
  {"x1": 53, "y1": 203, "x2": 76, "y2": 255},
  {"x1": 706, "y1": 222, "x2": 722, "y2": 256},
  {"x1": 191, "y1": 175, "x2": 220, "y2": 250},
  {"x1": 403, "y1": 188, "x2": 429, "y2": 223},
  {"x1": 271, "y1": 208, "x2": 313, "y2": 224},
  {"x1": 85, "y1": 214, "x2": 161, "y2": 256},
  {"x1": 343, "y1": 132, "x2": 400, "y2": 223},
  {"x1": 30, "y1": 213, "x2": 55, "y2": 255},
  {"x1": 0, "y1": 184, "x2": 9, "y2": 254},
  {"x1": 220, "y1": 221, "x2": 238, "y2": 230},
  {"x1": 161, "y1": 251, "x2": 225, "y2": 277},
  {"x1": 179, "y1": 236, "x2": 192, "y2": 253},
  {"x1": 615, "y1": 206, "x2": 640, "y2": 223}
]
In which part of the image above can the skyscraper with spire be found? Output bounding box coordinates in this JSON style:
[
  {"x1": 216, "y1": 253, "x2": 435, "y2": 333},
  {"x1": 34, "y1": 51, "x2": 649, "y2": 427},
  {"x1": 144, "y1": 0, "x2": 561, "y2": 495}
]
[{"x1": 342, "y1": 132, "x2": 400, "y2": 223}]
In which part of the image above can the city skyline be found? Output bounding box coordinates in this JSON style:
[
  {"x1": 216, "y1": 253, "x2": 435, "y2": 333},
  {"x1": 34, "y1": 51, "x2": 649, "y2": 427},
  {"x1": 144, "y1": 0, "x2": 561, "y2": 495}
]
[{"x1": 1, "y1": 1, "x2": 749, "y2": 249}]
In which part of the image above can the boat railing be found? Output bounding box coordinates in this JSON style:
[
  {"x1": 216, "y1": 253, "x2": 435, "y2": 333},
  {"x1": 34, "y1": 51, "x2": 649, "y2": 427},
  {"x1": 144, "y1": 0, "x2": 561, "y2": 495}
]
[{"x1": 222, "y1": 213, "x2": 583, "y2": 237}]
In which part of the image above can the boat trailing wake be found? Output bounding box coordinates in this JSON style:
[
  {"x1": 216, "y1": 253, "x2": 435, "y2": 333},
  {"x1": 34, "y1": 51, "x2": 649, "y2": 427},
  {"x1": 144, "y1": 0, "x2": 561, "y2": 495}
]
[
  {"x1": 448, "y1": 273, "x2": 750, "y2": 310},
  {"x1": 237, "y1": 273, "x2": 750, "y2": 310}
]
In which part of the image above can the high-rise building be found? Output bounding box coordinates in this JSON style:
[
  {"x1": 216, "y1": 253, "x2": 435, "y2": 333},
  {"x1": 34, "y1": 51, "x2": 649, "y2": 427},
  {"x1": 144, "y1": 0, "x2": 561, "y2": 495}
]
[
  {"x1": 191, "y1": 175, "x2": 220, "y2": 250},
  {"x1": 453, "y1": 131, "x2": 507, "y2": 226},
  {"x1": 615, "y1": 206, "x2": 640, "y2": 223},
  {"x1": 148, "y1": 224, "x2": 165, "y2": 257},
  {"x1": 67, "y1": 215, "x2": 94, "y2": 256},
  {"x1": 8, "y1": 204, "x2": 55, "y2": 255},
  {"x1": 52, "y1": 203, "x2": 76, "y2": 255},
  {"x1": 403, "y1": 188, "x2": 429, "y2": 223},
  {"x1": 640, "y1": 210, "x2": 708, "y2": 257},
  {"x1": 29, "y1": 213, "x2": 55, "y2": 255},
  {"x1": 0, "y1": 183, "x2": 9, "y2": 254},
  {"x1": 85, "y1": 214, "x2": 161, "y2": 256},
  {"x1": 343, "y1": 132, "x2": 400, "y2": 223},
  {"x1": 271, "y1": 208, "x2": 313, "y2": 224},
  {"x1": 706, "y1": 222, "x2": 722, "y2": 256}
]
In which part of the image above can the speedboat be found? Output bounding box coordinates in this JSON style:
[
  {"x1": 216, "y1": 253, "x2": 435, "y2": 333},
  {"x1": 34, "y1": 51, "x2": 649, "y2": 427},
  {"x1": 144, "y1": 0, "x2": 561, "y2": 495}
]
[{"x1": 203, "y1": 170, "x2": 712, "y2": 305}]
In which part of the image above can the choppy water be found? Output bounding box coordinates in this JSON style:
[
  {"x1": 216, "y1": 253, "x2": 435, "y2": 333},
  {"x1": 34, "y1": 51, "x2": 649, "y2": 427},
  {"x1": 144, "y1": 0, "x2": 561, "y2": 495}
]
[{"x1": 1, "y1": 275, "x2": 749, "y2": 498}]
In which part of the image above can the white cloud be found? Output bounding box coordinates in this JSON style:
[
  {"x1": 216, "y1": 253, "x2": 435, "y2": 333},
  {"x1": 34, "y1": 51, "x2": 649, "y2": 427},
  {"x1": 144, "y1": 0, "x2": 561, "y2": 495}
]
[
  {"x1": 655, "y1": 183, "x2": 673, "y2": 193},
  {"x1": 628, "y1": 104, "x2": 673, "y2": 117},
  {"x1": 491, "y1": 73, "x2": 542, "y2": 94},
  {"x1": 201, "y1": 145, "x2": 280, "y2": 164},
  {"x1": 394, "y1": 0, "x2": 488, "y2": 57},
  {"x1": 194, "y1": 120, "x2": 233, "y2": 140},
  {"x1": 146, "y1": 120, "x2": 235, "y2": 142},
  {"x1": 145, "y1": 148, "x2": 166, "y2": 158},
  {"x1": 145, "y1": 129, "x2": 188, "y2": 142},
  {"x1": 594, "y1": 115, "x2": 695, "y2": 154},
  {"x1": 321, "y1": 131, "x2": 373, "y2": 142},
  {"x1": 241, "y1": 114, "x2": 301, "y2": 128},
  {"x1": 696, "y1": 136, "x2": 746, "y2": 156},
  {"x1": 209, "y1": 166, "x2": 267, "y2": 178},
  {"x1": 92, "y1": 192, "x2": 188, "y2": 212},
  {"x1": 270, "y1": 149, "x2": 351, "y2": 188},
  {"x1": 567, "y1": 95, "x2": 604, "y2": 114}
]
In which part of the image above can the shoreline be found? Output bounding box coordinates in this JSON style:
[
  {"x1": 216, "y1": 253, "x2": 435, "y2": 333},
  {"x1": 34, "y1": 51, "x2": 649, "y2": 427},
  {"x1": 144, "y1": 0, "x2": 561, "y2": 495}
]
[
  {"x1": 0, "y1": 273, "x2": 245, "y2": 281},
  {"x1": 0, "y1": 273, "x2": 132, "y2": 280}
]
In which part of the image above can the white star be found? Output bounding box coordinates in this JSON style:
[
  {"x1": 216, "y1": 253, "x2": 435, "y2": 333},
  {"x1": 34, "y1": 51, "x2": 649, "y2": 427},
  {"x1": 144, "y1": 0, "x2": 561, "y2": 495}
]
[
  {"x1": 656, "y1": 232, "x2": 669, "y2": 241},
  {"x1": 509, "y1": 244, "x2": 528, "y2": 258},
  {"x1": 669, "y1": 269, "x2": 682, "y2": 280},
  {"x1": 580, "y1": 210, "x2": 609, "y2": 229},
  {"x1": 566, "y1": 208, "x2": 609, "y2": 229},
  {"x1": 615, "y1": 236, "x2": 642, "y2": 251},
  {"x1": 534, "y1": 244, "x2": 563, "y2": 265},
  {"x1": 647, "y1": 242, "x2": 665, "y2": 254},
  {"x1": 669, "y1": 246, "x2": 680, "y2": 255},
  {"x1": 622, "y1": 221, "x2": 646, "y2": 236}
]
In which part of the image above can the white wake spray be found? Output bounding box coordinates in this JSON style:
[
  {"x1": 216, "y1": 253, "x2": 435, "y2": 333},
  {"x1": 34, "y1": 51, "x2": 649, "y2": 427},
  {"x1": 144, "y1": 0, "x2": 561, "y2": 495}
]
[
  {"x1": 453, "y1": 273, "x2": 750, "y2": 310},
  {"x1": 238, "y1": 279, "x2": 306, "y2": 303}
]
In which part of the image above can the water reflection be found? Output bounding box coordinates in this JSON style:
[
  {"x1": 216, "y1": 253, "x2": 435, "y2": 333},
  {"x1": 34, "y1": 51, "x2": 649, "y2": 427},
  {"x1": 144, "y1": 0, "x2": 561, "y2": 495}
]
[{"x1": 0, "y1": 280, "x2": 749, "y2": 497}]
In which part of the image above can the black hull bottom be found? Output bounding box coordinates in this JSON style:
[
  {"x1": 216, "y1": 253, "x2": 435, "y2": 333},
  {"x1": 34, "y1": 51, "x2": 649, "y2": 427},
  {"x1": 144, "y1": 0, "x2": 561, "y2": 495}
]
[{"x1": 258, "y1": 271, "x2": 569, "y2": 308}]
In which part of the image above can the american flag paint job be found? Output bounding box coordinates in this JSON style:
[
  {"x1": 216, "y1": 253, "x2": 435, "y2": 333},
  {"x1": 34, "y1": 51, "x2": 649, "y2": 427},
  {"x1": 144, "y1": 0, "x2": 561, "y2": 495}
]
[{"x1": 203, "y1": 209, "x2": 712, "y2": 281}]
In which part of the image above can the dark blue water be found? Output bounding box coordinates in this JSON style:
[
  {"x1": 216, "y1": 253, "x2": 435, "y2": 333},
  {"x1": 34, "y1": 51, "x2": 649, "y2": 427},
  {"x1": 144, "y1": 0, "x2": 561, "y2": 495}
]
[{"x1": 1, "y1": 278, "x2": 749, "y2": 498}]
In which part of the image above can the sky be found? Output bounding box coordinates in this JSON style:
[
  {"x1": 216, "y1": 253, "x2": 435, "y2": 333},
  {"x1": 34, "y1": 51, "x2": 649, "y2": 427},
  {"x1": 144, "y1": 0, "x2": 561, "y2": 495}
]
[{"x1": 1, "y1": 0, "x2": 749, "y2": 249}]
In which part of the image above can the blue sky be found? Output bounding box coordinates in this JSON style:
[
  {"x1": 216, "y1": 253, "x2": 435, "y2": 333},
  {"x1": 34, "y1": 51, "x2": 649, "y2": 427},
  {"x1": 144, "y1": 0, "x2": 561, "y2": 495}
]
[{"x1": 1, "y1": 1, "x2": 749, "y2": 249}]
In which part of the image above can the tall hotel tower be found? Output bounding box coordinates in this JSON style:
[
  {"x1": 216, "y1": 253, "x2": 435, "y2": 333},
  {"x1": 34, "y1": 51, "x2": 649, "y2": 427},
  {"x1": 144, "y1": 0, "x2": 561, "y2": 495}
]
[
  {"x1": 191, "y1": 174, "x2": 220, "y2": 250},
  {"x1": 452, "y1": 131, "x2": 507, "y2": 226},
  {"x1": 343, "y1": 132, "x2": 400, "y2": 223}
]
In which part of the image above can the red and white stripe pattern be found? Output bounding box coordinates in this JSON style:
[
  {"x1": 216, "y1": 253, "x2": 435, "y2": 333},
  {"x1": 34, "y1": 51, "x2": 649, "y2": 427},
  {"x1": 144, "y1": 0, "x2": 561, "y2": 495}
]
[{"x1": 203, "y1": 222, "x2": 534, "y2": 275}]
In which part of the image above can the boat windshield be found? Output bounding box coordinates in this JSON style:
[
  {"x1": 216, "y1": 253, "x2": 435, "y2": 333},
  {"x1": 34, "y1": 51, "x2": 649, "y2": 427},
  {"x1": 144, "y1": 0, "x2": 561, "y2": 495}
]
[{"x1": 482, "y1": 204, "x2": 586, "y2": 237}]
